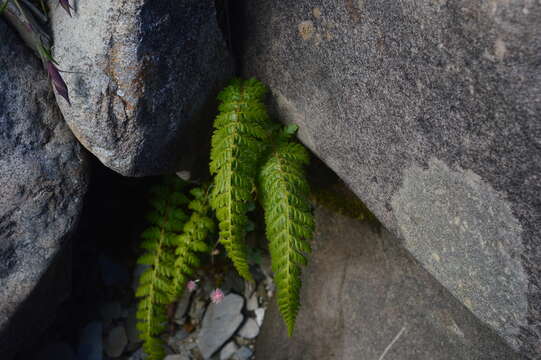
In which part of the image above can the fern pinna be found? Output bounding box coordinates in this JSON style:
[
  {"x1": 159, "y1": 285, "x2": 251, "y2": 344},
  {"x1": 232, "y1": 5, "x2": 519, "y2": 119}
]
[
  {"x1": 209, "y1": 78, "x2": 272, "y2": 280},
  {"x1": 258, "y1": 126, "x2": 315, "y2": 336},
  {"x1": 136, "y1": 178, "x2": 212, "y2": 360}
]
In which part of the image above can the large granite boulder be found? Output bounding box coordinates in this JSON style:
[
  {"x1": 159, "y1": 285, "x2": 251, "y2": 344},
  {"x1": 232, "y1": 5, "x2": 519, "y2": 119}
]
[
  {"x1": 48, "y1": 0, "x2": 234, "y2": 176},
  {"x1": 256, "y1": 206, "x2": 522, "y2": 360},
  {"x1": 0, "y1": 20, "x2": 88, "y2": 359},
  {"x1": 243, "y1": 1, "x2": 540, "y2": 357}
]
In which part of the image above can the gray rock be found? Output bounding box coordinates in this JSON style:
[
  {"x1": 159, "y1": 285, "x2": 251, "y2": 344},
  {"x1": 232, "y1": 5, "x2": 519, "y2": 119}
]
[
  {"x1": 242, "y1": 1, "x2": 541, "y2": 356},
  {"x1": 220, "y1": 341, "x2": 239, "y2": 360},
  {"x1": 176, "y1": 171, "x2": 192, "y2": 182},
  {"x1": 0, "y1": 19, "x2": 88, "y2": 360},
  {"x1": 232, "y1": 347, "x2": 253, "y2": 360},
  {"x1": 255, "y1": 207, "x2": 521, "y2": 360},
  {"x1": 34, "y1": 342, "x2": 75, "y2": 360},
  {"x1": 198, "y1": 294, "x2": 245, "y2": 359},
  {"x1": 47, "y1": 0, "x2": 234, "y2": 176},
  {"x1": 243, "y1": 281, "x2": 255, "y2": 300},
  {"x1": 173, "y1": 291, "x2": 192, "y2": 325},
  {"x1": 254, "y1": 309, "x2": 265, "y2": 327},
  {"x1": 245, "y1": 294, "x2": 258, "y2": 312},
  {"x1": 104, "y1": 325, "x2": 128, "y2": 358},
  {"x1": 263, "y1": 277, "x2": 275, "y2": 299},
  {"x1": 237, "y1": 319, "x2": 259, "y2": 340},
  {"x1": 77, "y1": 322, "x2": 103, "y2": 360}
]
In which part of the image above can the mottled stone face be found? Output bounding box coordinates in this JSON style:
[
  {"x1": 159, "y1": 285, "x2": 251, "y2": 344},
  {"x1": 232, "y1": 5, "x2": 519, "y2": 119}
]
[
  {"x1": 392, "y1": 158, "x2": 528, "y2": 348},
  {"x1": 255, "y1": 207, "x2": 522, "y2": 360},
  {"x1": 241, "y1": 0, "x2": 541, "y2": 357},
  {"x1": 48, "y1": 0, "x2": 234, "y2": 176},
  {"x1": 0, "y1": 20, "x2": 88, "y2": 359}
]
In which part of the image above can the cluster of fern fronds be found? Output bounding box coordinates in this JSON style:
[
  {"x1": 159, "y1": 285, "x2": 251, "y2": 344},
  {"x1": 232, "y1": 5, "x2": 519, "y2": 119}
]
[
  {"x1": 135, "y1": 177, "x2": 214, "y2": 360},
  {"x1": 210, "y1": 78, "x2": 314, "y2": 336},
  {"x1": 136, "y1": 78, "x2": 314, "y2": 359}
]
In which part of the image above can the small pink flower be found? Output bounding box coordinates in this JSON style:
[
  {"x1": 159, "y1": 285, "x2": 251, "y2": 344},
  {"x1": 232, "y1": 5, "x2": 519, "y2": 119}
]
[
  {"x1": 186, "y1": 280, "x2": 197, "y2": 293},
  {"x1": 210, "y1": 288, "x2": 224, "y2": 304}
]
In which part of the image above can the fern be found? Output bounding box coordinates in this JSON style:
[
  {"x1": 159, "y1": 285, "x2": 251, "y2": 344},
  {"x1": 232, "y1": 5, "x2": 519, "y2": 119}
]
[
  {"x1": 209, "y1": 78, "x2": 272, "y2": 280},
  {"x1": 135, "y1": 176, "x2": 190, "y2": 360},
  {"x1": 258, "y1": 126, "x2": 315, "y2": 336},
  {"x1": 136, "y1": 78, "x2": 315, "y2": 351},
  {"x1": 172, "y1": 185, "x2": 215, "y2": 295}
]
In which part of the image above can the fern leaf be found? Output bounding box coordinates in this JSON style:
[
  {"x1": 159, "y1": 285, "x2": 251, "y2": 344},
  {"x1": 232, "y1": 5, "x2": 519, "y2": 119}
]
[
  {"x1": 136, "y1": 176, "x2": 189, "y2": 360},
  {"x1": 259, "y1": 134, "x2": 314, "y2": 336},
  {"x1": 209, "y1": 78, "x2": 272, "y2": 280},
  {"x1": 172, "y1": 185, "x2": 215, "y2": 295}
]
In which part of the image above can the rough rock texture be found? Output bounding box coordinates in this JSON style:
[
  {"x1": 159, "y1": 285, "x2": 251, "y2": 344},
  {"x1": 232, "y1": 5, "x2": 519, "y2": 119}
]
[
  {"x1": 0, "y1": 20, "x2": 88, "y2": 360},
  {"x1": 255, "y1": 207, "x2": 522, "y2": 360},
  {"x1": 48, "y1": 0, "x2": 234, "y2": 176},
  {"x1": 243, "y1": 1, "x2": 541, "y2": 356}
]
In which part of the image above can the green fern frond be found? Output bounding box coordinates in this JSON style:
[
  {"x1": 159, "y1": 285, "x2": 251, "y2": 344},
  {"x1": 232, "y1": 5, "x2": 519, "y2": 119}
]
[
  {"x1": 136, "y1": 176, "x2": 189, "y2": 360},
  {"x1": 172, "y1": 185, "x2": 215, "y2": 295},
  {"x1": 259, "y1": 127, "x2": 314, "y2": 336},
  {"x1": 209, "y1": 78, "x2": 272, "y2": 280}
]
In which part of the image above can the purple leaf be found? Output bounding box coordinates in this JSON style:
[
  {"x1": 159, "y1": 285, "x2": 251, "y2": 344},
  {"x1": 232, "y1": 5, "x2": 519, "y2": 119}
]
[
  {"x1": 46, "y1": 61, "x2": 70, "y2": 105},
  {"x1": 59, "y1": 0, "x2": 72, "y2": 16}
]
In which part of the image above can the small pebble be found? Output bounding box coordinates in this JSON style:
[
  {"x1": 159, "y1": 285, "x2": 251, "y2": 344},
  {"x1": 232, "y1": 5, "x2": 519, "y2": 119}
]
[
  {"x1": 254, "y1": 308, "x2": 265, "y2": 327},
  {"x1": 220, "y1": 341, "x2": 239, "y2": 360},
  {"x1": 237, "y1": 318, "x2": 259, "y2": 339},
  {"x1": 104, "y1": 325, "x2": 128, "y2": 358},
  {"x1": 197, "y1": 294, "x2": 245, "y2": 359},
  {"x1": 246, "y1": 293, "x2": 258, "y2": 311},
  {"x1": 232, "y1": 346, "x2": 253, "y2": 360},
  {"x1": 174, "y1": 291, "x2": 192, "y2": 325},
  {"x1": 243, "y1": 281, "x2": 255, "y2": 299},
  {"x1": 176, "y1": 170, "x2": 191, "y2": 181}
]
